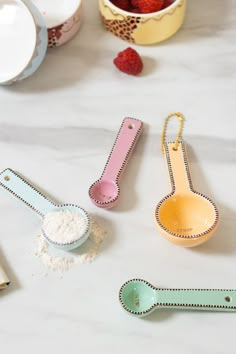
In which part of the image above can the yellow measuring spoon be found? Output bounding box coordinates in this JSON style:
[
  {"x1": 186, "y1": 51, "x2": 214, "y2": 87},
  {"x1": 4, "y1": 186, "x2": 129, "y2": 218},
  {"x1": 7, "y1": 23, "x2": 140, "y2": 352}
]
[{"x1": 154, "y1": 113, "x2": 219, "y2": 247}]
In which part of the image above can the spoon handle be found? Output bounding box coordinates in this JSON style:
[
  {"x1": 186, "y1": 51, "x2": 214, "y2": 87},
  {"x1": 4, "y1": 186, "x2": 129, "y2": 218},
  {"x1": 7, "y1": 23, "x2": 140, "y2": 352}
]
[
  {"x1": 164, "y1": 141, "x2": 192, "y2": 193},
  {"x1": 156, "y1": 288, "x2": 236, "y2": 311},
  {"x1": 0, "y1": 169, "x2": 55, "y2": 217},
  {"x1": 101, "y1": 118, "x2": 143, "y2": 183}
]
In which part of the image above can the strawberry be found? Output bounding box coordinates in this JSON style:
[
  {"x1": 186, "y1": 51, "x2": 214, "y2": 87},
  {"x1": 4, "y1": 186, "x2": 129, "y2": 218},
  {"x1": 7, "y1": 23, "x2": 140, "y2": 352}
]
[
  {"x1": 138, "y1": 0, "x2": 164, "y2": 13},
  {"x1": 110, "y1": 0, "x2": 130, "y2": 11},
  {"x1": 129, "y1": 0, "x2": 141, "y2": 12},
  {"x1": 130, "y1": 7, "x2": 141, "y2": 13},
  {"x1": 113, "y1": 47, "x2": 143, "y2": 76},
  {"x1": 162, "y1": 0, "x2": 173, "y2": 9},
  {"x1": 130, "y1": 0, "x2": 139, "y2": 7}
]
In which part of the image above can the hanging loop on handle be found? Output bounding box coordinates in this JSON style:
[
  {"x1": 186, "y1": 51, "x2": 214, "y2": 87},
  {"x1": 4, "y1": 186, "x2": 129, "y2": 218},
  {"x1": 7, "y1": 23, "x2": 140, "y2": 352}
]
[{"x1": 161, "y1": 112, "x2": 184, "y2": 154}]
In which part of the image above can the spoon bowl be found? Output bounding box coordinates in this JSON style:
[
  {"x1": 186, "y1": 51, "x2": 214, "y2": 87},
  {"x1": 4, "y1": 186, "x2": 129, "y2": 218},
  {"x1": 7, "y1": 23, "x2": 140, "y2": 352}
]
[
  {"x1": 89, "y1": 179, "x2": 119, "y2": 209},
  {"x1": 42, "y1": 204, "x2": 90, "y2": 250},
  {"x1": 119, "y1": 279, "x2": 156, "y2": 316},
  {"x1": 156, "y1": 192, "x2": 218, "y2": 246}
]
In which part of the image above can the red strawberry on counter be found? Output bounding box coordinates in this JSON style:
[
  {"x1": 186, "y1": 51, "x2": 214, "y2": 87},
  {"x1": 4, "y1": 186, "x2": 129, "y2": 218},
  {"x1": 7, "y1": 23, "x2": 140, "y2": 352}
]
[{"x1": 113, "y1": 47, "x2": 143, "y2": 76}]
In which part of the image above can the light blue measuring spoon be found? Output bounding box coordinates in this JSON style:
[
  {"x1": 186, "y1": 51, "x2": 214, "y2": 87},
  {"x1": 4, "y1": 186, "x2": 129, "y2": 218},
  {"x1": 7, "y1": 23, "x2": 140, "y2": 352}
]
[{"x1": 0, "y1": 169, "x2": 91, "y2": 250}]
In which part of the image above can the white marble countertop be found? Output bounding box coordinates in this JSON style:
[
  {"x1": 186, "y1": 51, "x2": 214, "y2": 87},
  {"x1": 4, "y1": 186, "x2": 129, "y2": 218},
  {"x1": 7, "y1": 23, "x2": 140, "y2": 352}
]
[{"x1": 0, "y1": 0, "x2": 236, "y2": 353}]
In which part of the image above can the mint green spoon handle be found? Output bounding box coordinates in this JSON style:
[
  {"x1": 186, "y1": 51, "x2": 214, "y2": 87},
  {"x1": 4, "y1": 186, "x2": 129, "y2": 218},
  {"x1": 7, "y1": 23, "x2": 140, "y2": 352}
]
[{"x1": 156, "y1": 289, "x2": 236, "y2": 311}]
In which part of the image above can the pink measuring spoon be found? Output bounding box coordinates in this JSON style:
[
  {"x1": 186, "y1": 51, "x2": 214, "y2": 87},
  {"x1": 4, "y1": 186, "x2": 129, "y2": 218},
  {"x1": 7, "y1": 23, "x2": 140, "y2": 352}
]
[{"x1": 89, "y1": 118, "x2": 143, "y2": 209}]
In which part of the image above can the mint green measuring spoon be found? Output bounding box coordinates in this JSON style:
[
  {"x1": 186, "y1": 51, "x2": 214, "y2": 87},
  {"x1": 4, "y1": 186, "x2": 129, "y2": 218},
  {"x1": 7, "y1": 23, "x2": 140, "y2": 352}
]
[
  {"x1": 119, "y1": 279, "x2": 236, "y2": 317},
  {"x1": 0, "y1": 168, "x2": 90, "y2": 251}
]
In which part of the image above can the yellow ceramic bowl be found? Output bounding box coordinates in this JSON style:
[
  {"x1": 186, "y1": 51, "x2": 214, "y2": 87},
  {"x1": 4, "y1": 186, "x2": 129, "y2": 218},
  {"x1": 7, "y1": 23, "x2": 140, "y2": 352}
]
[{"x1": 99, "y1": 0, "x2": 187, "y2": 45}]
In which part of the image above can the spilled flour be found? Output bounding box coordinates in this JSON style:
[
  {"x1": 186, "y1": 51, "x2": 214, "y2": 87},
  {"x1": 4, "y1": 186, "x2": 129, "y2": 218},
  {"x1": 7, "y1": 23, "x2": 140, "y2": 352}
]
[{"x1": 34, "y1": 218, "x2": 106, "y2": 272}]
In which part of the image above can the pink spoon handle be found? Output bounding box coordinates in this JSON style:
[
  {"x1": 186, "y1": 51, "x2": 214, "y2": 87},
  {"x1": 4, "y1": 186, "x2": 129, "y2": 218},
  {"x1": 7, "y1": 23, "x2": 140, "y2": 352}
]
[{"x1": 101, "y1": 118, "x2": 143, "y2": 183}]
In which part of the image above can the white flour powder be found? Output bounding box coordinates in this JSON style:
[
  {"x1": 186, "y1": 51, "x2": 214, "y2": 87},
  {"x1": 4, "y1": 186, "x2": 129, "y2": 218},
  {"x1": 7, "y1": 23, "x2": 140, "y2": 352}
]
[
  {"x1": 35, "y1": 218, "x2": 106, "y2": 272},
  {"x1": 42, "y1": 210, "x2": 88, "y2": 245}
]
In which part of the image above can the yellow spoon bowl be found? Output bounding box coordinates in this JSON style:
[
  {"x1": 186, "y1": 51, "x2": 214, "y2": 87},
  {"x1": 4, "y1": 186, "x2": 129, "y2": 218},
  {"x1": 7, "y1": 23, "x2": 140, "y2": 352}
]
[{"x1": 155, "y1": 141, "x2": 219, "y2": 247}]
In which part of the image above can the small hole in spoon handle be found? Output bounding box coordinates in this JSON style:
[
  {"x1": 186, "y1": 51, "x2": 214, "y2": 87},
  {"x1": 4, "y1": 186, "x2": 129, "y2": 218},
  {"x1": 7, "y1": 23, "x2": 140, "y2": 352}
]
[{"x1": 225, "y1": 296, "x2": 232, "y2": 303}]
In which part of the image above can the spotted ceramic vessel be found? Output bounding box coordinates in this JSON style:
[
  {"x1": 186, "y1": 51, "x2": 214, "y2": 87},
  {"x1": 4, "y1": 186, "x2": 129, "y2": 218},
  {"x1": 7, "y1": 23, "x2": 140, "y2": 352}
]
[
  {"x1": 32, "y1": 0, "x2": 82, "y2": 48},
  {"x1": 99, "y1": 0, "x2": 187, "y2": 45}
]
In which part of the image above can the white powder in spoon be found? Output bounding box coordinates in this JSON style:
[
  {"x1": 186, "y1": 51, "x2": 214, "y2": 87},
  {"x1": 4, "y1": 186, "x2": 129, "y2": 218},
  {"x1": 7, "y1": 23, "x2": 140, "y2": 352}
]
[
  {"x1": 42, "y1": 210, "x2": 88, "y2": 245},
  {"x1": 34, "y1": 218, "x2": 106, "y2": 272}
]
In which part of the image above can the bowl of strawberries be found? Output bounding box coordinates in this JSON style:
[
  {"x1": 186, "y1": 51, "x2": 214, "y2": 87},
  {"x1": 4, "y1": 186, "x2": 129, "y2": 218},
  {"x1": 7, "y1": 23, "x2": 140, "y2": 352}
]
[{"x1": 99, "y1": 0, "x2": 187, "y2": 45}]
